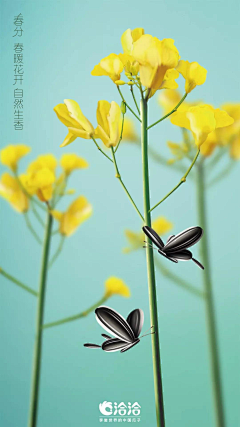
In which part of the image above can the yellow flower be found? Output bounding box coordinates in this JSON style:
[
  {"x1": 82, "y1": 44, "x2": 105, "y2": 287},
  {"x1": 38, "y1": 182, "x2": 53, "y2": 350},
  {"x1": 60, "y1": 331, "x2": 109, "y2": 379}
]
[
  {"x1": 104, "y1": 277, "x2": 130, "y2": 298},
  {"x1": 200, "y1": 131, "x2": 218, "y2": 157},
  {"x1": 132, "y1": 35, "x2": 180, "y2": 90},
  {"x1": 54, "y1": 99, "x2": 95, "y2": 147},
  {"x1": 0, "y1": 145, "x2": 31, "y2": 171},
  {"x1": 121, "y1": 28, "x2": 145, "y2": 55},
  {"x1": 28, "y1": 154, "x2": 57, "y2": 173},
  {"x1": 177, "y1": 60, "x2": 207, "y2": 93},
  {"x1": 219, "y1": 103, "x2": 240, "y2": 159},
  {"x1": 148, "y1": 69, "x2": 179, "y2": 99},
  {"x1": 121, "y1": 117, "x2": 138, "y2": 142},
  {"x1": 91, "y1": 53, "x2": 124, "y2": 84},
  {"x1": 167, "y1": 141, "x2": 190, "y2": 162},
  {"x1": 123, "y1": 217, "x2": 173, "y2": 253},
  {"x1": 171, "y1": 105, "x2": 234, "y2": 147},
  {"x1": 51, "y1": 196, "x2": 92, "y2": 236},
  {"x1": 95, "y1": 100, "x2": 121, "y2": 148},
  {"x1": 0, "y1": 172, "x2": 29, "y2": 213},
  {"x1": 26, "y1": 168, "x2": 56, "y2": 202},
  {"x1": 60, "y1": 153, "x2": 88, "y2": 175}
]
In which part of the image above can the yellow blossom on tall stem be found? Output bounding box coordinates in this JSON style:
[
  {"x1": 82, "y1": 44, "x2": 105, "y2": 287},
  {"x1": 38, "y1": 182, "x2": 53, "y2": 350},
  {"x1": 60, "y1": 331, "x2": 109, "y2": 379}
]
[
  {"x1": 95, "y1": 100, "x2": 121, "y2": 148},
  {"x1": 26, "y1": 167, "x2": 56, "y2": 202},
  {"x1": 54, "y1": 99, "x2": 95, "y2": 147},
  {"x1": 177, "y1": 60, "x2": 207, "y2": 93},
  {"x1": 91, "y1": 53, "x2": 125, "y2": 85},
  {"x1": 51, "y1": 196, "x2": 92, "y2": 236},
  {"x1": 104, "y1": 277, "x2": 130, "y2": 298},
  {"x1": 28, "y1": 154, "x2": 57, "y2": 173},
  {"x1": 0, "y1": 172, "x2": 29, "y2": 213},
  {"x1": 60, "y1": 153, "x2": 89, "y2": 175},
  {"x1": 171, "y1": 105, "x2": 234, "y2": 147},
  {"x1": 0, "y1": 144, "x2": 31, "y2": 172}
]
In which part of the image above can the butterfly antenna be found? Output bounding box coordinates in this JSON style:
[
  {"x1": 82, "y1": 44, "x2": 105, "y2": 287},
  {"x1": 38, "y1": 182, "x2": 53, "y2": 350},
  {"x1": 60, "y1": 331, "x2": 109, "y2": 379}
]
[
  {"x1": 192, "y1": 258, "x2": 204, "y2": 270},
  {"x1": 143, "y1": 245, "x2": 158, "y2": 251},
  {"x1": 140, "y1": 325, "x2": 154, "y2": 338}
]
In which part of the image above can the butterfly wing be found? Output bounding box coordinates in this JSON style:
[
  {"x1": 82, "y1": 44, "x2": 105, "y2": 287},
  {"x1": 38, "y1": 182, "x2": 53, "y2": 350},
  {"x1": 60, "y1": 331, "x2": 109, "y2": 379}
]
[
  {"x1": 142, "y1": 226, "x2": 164, "y2": 249},
  {"x1": 95, "y1": 306, "x2": 135, "y2": 343},
  {"x1": 163, "y1": 227, "x2": 203, "y2": 253},
  {"x1": 102, "y1": 338, "x2": 130, "y2": 352},
  {"x1": 126, "y1": 309, "x2": 144, "y2": 339},
  {"x1": 120, "y1": 339, "x2": 140, "y2": 353},
  {"x1": 84, "y1": 343, "x2": 101, "y2": 349},
  {"x1": 166, "y1": 249, "x2": 192, "y2": 261},
  {"x1": 102, "y1": 334, "x2": 112, "y2": 340}
]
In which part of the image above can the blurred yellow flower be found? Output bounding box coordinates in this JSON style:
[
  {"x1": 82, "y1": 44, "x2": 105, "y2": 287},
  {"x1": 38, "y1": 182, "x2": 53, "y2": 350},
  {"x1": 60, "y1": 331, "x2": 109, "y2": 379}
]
[
  {"x1": 158, "y1": 89, "x2": 199, "y2": 115},
  {"x1": 54, "y1": 99, "x2": 95, "y2": 147},
  {"x1": 132, "y1": 35, "x2": 179, "y2": 90},
  {"x1": 123, "y1": 217, "x2": 173, "y2": 253},
  {"x1": 28, "y1": 154, "x2": 57, "y2": 173},
  {"x1": 26, "y1": 168, "x2": 56, "y2": 202},
  {"x1": 104, "y1": 277, "x2": 130, "y2": 298},
  {"x1": 121, "y1": 117, "x2": 138, "y2": 142},
  {"x1": 171, "y1": 105, "x2": 234, "y2": 147},
  {"x1": 0, "y1": 144, "x2": 31, "y2": 172},
  {"x1": 200, "y1": 131, "x2": 218, "y2": 157},
  {"x1": 219, "y1": 103, "x2": 240, "y2": 159},
  {"x1": 0, "y1": 172, "x2": 29, "y2": 213},
  {"x1": 167, "y1": 141, "x2": 190, "y2": 162},
  {"x1": 51, "y1": 196, "x2": 92, "y2": 236},
  {"x1": 60, "y1": 153, "x2": 88, "y2": 175},
  {"x1": 95, "y1": 100, "x2": 121, "y2": 148},
  {"x1": 177, "y1": 60, "x2": 207, "y2": 93},
  {"x1": 91, "y1": 53, "x2": 124, "y2": 84}
]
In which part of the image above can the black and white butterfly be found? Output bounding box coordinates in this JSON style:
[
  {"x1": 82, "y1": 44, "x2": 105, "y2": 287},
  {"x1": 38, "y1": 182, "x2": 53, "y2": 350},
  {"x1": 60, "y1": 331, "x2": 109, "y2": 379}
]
[
  {"x1": 84, "y1": 306, "x2": 152, "y2": 353},
  {"x1": 143, "y1": 225, "x2": 204, "y2": 270}
]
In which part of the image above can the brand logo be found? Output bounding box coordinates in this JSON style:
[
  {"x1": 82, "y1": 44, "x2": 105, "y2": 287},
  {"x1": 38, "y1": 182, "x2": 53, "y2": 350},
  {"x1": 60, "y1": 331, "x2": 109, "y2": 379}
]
[{"x1": 99, "y1": 401, "x2": 141, "y2": 422}]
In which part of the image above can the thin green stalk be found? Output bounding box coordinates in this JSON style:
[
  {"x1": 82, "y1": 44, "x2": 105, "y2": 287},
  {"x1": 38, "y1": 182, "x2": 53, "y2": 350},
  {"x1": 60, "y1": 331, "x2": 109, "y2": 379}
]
[
  {"x1": 150, "y1": 149, "x2": 200, "y2": 212},
  {"x1": 48, "y1": 235, "x2": 65, "y2": 268},
  {"x1": 0, "y1": 268, "x2": 38, "y2": 296},
  {"x1": 130, "y1": 85, "x2": 140, "y2": 115},
  {"x1": 196, "y1": 163, "x2": 226, "y2": 427},
  {"x1": 43, "y1": 295, "x2": 108, "y2": 329},
  {"x1": 141, "y1": 99, "x2": 165, "y2": 427},
  {"x1": 117, "y1": 86, "x2": 141, "y2": 122},
  {"x1": 115, "y1": 113, "x2": 125, "y2": 153},
  {"x1": 31, "y1": 203, "x2": 45, "y2": 227},
  {"x1": 154, "y1": 257, "x2": 206, "y2": 299},
  {"x1": 111, "y1": 147, "x2": 144, "y2": 221},
  {"x1": 147, "y1": 93, "x2": 187, "y2": 130},
  {"x1": 24, "y1": 213, "x2": 42, "y2": 245},
  {"x1": 91, "y1": 137, "x2": 113, "y2": 163},
  {"x1": 28, "y1": 212, "x2": 53, "y2": 427}
]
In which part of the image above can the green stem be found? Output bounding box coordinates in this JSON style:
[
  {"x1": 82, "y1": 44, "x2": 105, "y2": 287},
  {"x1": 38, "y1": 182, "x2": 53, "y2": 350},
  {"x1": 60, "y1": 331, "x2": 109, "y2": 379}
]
[
  {"x1": 91, "y1": 137, "x2": 113, "y2": 163},
  {"x1": 150, "y1": 149, "x2": 200, "y2": 212},
  {"x1": 130, "y1": 85, "x2": 140, "y2": 115},
  {"x1": 117, "y1": 86, "x2": 141, "y2": 122},
  {"x1": 154, "y1": 257, "x2": 206, "y2": 299},
  {"x1": 111, "y1": 147, "x2": 144, "y2": 221},
  {"x1": 115, "y1": 113, "x2": 125, "y2": 153},
  {"x1": 141, "y1": 99, "x2": 165, "y2": 427},
  {"x1": 28, "y1": 212, "x2": 53, "y2": 427},
  {"x1": 24, "y1": 213, "x2": 42, "y2": 245},
  {"x1": 43, "y1": 295, "x2": 108, "y2": 329},
  {"x1": 196, "y1": 163, "x2": 226, "y2": 427},
  {"x1": 48, "y1": 235, "x2": 65, "y2": 268},
  {"x1": 0, "y1": 268, "x2": 38, "y2": 296},
  {"x1": 147, "y1": 93, "x2": 187, "y2": 130}
]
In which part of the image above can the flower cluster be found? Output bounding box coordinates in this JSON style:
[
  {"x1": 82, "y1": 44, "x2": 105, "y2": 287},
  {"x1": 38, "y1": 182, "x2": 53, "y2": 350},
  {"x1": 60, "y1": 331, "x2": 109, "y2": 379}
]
[{"x1": 0, "y1": 145, "x2": 92, "y2": 237}]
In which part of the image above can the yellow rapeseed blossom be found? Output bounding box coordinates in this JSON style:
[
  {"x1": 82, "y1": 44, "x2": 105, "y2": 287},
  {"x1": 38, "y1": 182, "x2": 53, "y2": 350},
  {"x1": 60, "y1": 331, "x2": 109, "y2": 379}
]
[
  {"x1": 123, "y1": 216, "x2": 173, "y2": 253},
  {"x1": 121, "y1": 117, "x2": 138, "y2": 142},
  {"x1": 0, "y1": 145, "x2": 31, "y2": 172},
  {"x1": 167, "y1": 141, "x2": 190, "y2": 162},
  {"x1": 28, "y1": 154, "x2": 57, "y2": 173},
  {"x1": 177, "y1": 60, "x2": 207, "y2": 93},
  {"x1": 95, "y1": 100, "x2": 121, "y2": 148},
  {"x1": 91, "y1": 53, "x2": 125, "y2": 84},
  {"x1": 171, "y1": 105, "x2": 234, "y2": 147},
  {"x1": 219, "y1": 103, "x2": 240, "y2": 159},
  {"x1": 104, "y1": 277, "x2": 130, "y2": 298},
  {"x1": 60, "y1": 153, "x2": 89, "y2": 175},
  {"x1": 54, "y1": 99, "x2": 95, "y2": 147},
  {"x1": 0, "y1": 172, "x2": 29, "y2": 213},
  {"x1": 132, "y1": 35, "x2": 180, "y2": 90},
  {"x1": 51, "y1": 196, "x2": 92, "y2": 236},
  {"x1": 121, "y1": 28, "x2": 145, "y2": 55},
  {"x1": 200, "y1": 131, "x2": 218, "y2": 157},
  {"x1": 26, "y1": 167, "x2": 56, "y2": 202}
]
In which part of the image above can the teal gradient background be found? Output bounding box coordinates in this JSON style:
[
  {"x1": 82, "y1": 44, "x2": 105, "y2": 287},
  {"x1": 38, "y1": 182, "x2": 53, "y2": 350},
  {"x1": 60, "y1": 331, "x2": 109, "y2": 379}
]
[{"x1": 0, "y1": 1, "x2": 239, "y2": 426}]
